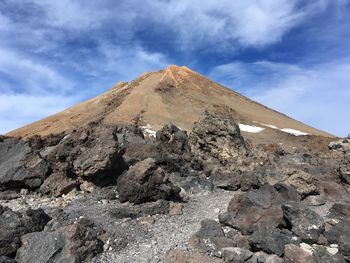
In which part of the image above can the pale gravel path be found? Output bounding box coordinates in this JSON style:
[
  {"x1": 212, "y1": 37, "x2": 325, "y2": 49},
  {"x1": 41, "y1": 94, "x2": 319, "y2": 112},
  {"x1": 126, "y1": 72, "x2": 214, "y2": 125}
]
[{"x1": 91, "y1": 190, "x2": 235, "y2": 263}]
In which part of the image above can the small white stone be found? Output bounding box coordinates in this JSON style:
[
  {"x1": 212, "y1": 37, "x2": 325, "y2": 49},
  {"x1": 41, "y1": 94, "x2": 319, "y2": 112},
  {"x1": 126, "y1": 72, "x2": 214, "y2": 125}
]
[
  {"x1": 327, "y1": 247, "x2": 339, "y2": 255},
  {"x1": 330, "y1": 244, "x2": 338, "y2": 248},
  {"x1": 300, "y1": 243, "x2": 313, "y2": 254}
]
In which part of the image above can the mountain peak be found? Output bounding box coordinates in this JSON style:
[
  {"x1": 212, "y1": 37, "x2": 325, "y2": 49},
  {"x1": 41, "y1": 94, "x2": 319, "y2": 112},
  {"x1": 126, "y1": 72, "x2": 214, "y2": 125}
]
[{"x1": 7, "y1": 66, "x2": 333, "y2": 142}]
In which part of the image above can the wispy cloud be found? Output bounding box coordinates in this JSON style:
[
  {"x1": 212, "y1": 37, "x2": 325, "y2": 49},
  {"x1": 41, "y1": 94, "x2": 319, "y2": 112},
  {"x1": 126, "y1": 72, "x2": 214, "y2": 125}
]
[
  {"x1": 0, "y1": 0, "x2": 349, "y2": 134},
  {"x1": 210, "y1": 59, "x2": 350, "y2": 136}
]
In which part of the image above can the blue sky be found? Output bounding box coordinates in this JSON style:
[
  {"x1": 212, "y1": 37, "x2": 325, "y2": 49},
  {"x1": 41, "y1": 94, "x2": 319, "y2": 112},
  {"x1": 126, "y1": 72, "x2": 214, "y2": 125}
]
[{"x1": 0, "y1": 0, "x2": 349, "y2": 136}]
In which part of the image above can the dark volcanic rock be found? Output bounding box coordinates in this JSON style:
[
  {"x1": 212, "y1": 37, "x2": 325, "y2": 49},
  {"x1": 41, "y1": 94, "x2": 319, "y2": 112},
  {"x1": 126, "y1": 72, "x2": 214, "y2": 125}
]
[
  {"x1": 156, "y1": 124, "x2": 188, "y2": 155},
  {"x1": 210, "y1": 169, "x2": 261, "y2": 191},
  {"x1": 16, "y1": 218, "x2": 104, "y2": 263},
  {"x1": 40, "y1": 172, "x2": 78, "y2": 197},
  {"x1": 285, "y1": 170, "x2": 318, "y2": 198},
  {"x1": 179, "y1": 176, "x2": 215, "y2": 194},
  {"x1": 45, "y1": 123, "x2": 128, "y2": 187},
  {"x1": 155, "y1": 124, "x2": 193, "y2": 177},
  {"x1": 221, "y1": 247, "x2": 253, "y2": 262},
  {"x1": 194, "y1": 219, "x2": 224, "y2": 239},
  {"x1": 312, "y1": 245, "x2": 346, "y2": 263},
  {"x1": 282, "y1": 203, "x2": 324, "y2": 243},
  {"x1": 250, "y1": 226, "x2": 296, "y2": 256},
  {"x1": 219, "y1": 184, "x2": 297, "y2": 234},
  {"x1": 188, "y1": 111, "x2": 247, "y2": 173},
  {"x1": 0, "y1": 256, "x2": 16, "y2": 263},
  {"x1": 123, "y1": 142, "x2": 159, "y2": 166},
  {"x1": 0, "y1": 137, "x2": 49, "y2": 190},
  {"x1": 0, "y1": 205, "x2": 51, "y2": 257},
  {"x1": 284, "y1": 244, "x2": 315, "y2": 263},
  {"x1": 117, "y1": 158, "x2": 180, "y2": 204},
  {"x1": 110, "y1": 200, "x2": 170, "y2": 219},
  {"x1": 324, "y1": 220, "x2": 350, "y2": 260},
  {"x1": 327, "y1": 203, "x2": 350, "y2": 220}
]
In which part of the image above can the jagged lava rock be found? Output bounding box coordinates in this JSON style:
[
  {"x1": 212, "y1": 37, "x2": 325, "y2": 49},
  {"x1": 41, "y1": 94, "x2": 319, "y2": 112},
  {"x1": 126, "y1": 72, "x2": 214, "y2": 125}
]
[
  {"x1": 0, "y1": 205, "x2": 51, "y2": 257},
  {"x1": 15, "y1": 218, "x2": 104, "y2": 263},
  {"x1": 44, "y1": 123, "x2": 128, "y2": 187},
  {"x1": 117, "y1": 158, "x2": 180, "y2": 204},
  {"x1": 188, "y1": 111, "x2": 248, "y2": 172},
  {"x1": 219, "y1": 184, "x2": 300, "y2": 234},
  {"x1": 0, "y1": 138, "x2": 48, "y2": 190},
  {"x1": 282, "y1": 202, "x2": 324, "y2": 244}
]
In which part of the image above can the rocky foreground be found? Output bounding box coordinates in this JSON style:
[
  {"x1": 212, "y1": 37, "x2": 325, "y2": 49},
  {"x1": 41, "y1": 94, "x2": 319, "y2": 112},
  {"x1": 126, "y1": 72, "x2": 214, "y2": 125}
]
[{"x1": 0, "y1": 112, "x2": 349, "y2": 263}]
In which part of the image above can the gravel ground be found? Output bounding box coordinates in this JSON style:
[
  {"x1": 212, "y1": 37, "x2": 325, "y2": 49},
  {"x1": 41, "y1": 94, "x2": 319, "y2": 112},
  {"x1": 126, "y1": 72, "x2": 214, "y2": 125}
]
[
  {"x1": 0, "y1": 189, "x2": 235, "y2": 263},
  {"x1": 91, "y1": 190, "x2": 235, "y2": 263}
]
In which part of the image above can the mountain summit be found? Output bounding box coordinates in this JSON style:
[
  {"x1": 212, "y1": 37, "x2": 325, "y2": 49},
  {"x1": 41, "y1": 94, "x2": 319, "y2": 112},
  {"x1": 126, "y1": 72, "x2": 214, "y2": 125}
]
[{"x1": 7, "y1": 65, "x2": 333, "y2": 142}]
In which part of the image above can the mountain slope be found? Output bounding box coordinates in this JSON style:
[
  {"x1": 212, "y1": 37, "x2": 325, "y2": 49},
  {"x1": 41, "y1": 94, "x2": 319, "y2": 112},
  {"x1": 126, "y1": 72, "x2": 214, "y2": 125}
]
[{"x1": 7, "y1": 65, "x2": 334, "y2": 140}]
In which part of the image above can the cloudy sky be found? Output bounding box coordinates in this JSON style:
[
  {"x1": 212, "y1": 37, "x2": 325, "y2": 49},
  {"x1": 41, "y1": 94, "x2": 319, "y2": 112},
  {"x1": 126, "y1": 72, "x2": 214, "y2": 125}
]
[{"x1": 0, "y1": 0, "x2": 349, "y2": 136}]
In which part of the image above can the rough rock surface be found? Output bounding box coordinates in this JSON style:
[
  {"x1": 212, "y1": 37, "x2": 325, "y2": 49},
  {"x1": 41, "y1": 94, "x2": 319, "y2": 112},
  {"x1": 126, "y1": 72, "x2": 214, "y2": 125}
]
[
  {"x1": 117, "y1": 158, "x2": 180, "y2": 204},
  {"x1": 188, "y1": 111, "x2": 248, "y2": 177},
  {"x1": 218, "y1": 184, "x2": 298, "y2": 234},
  {"x1": 16, "y1": 218, "x2": 104, "y2": 263},
  {"x1": 0, "y1": 205, "x2": 50, "y2": 257},
  {"x1": 282, "y1": 203, "x2": 324, "y2": 244},
  {"x1": 284, "y1": 244, "x2": 315, "y2": 263},
  {"x1": 44, "y1": 123, "x2": 128, "y2": 188},
  {"x1": 0, "y1": 112, "x2": 349, "y2": 263},
  {"x1": 250, "y1": 226, "x2": 296, "y2": 256},
  {"x1": 0, "y1": 138, "x2": 48, "y2": 190}
]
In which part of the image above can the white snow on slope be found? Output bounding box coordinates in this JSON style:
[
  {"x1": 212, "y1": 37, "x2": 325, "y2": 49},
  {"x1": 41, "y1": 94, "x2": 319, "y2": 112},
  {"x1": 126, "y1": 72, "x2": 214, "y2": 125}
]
[
  {"x1": 280, "y1": 128, "x2": 309, "y2": 136},
  {"x1": 259, "y1": 123, "x2": 279, "y2": 129},
  {"x1": 141, "y1": 124, "x2": 157, "y2": 138},
  {"x1": 257, "y1": 122, "x2": 309, "y2": 136},
  {"x1": 239, "y1": 124, "x2": 265, "y2": 133}
]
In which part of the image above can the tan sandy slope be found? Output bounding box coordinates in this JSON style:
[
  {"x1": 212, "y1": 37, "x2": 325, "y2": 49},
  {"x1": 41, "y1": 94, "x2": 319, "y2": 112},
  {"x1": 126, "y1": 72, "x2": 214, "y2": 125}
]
[{"x1": 7, "y1": 65, "x2": 334, "y2": 142}]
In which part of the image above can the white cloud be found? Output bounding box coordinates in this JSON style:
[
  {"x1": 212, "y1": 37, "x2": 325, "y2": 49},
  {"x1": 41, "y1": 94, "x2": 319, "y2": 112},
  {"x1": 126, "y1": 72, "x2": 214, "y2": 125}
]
[
  {"x1": 3, "y1": 0, "x2": 335, "y2": 51},
  {"x1": 0, "y1": 94, "x2": 78, "y2": 134},
  {"x1": 145, "y1": 0, "x2": 335, "y2": 49},
  {"x1": 210, "y1": 60, "x2": 350, "y2": 136},
  {"x1": 0, "y1": 48, "x2": 74, "y2": 94}
]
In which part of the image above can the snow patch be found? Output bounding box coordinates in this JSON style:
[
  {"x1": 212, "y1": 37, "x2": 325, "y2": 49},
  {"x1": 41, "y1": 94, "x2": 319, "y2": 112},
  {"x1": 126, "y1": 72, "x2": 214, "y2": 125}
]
[
  {"x1": 239, "y1": 124, "x2": 265, "y2": 133},
  {"x1": 280, "y1": 128, "x2": 309, "y2": 136},
  {"x1": 259, "y1": 123, "x2": 279, "y2": 129},
  {"x1": 141, "y1": 124, "x2": 157, "y2": 138},
  {"x1": 256, "y1": 122, "x2": 309, "y2": 136}
]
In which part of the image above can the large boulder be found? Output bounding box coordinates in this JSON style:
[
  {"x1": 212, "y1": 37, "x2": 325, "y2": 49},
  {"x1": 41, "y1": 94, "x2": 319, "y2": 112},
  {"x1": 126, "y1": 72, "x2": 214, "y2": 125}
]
[
  {"x1": 15, "y1": 218, "x2": 104, "y2": 263},
  {"x1": 210, "y1": 169, "x2": 262, "y2": 191},
  {"x1": 156, "y1": 124, "x2": 189, "y2": 155},
  {"x1": 188, "y1": 111, "x2": 247, "y2": 173},
  {"x1": 40, "y1": 172, "x2": 78, "y2": 197},
  {"x1": 219, "y1": 184, "x2": 299, "y2": 234},
  {"x1": 282, "y1": 203, "x2": 324, "y2": 244},
  {"x1": 117, "y1": 158, "x2": 180, "y2": 204},
  {"x1": 250, "y1": 226, "x2": 296, "y2": 256},
  {"x1": 194, "y1": 219, "x2": 224, "y2": 239},
  {"x1": 0, "y1": 138, "x2": 49, "y2": 190},
  {"x1": 324, "y1": 219, "x2": 350, "y2": 261},
  {"x1": 285, "y1": 170, "x2": 318, "y2": 198},
  {"x1": 0, "y1": 205, "x2": 51, "y2": 257},
  {"x1": 45, "y1": 123, "x2": 128, "y2": 187},
  {"x1": 312, "y1": 245, "x2": 346, "y2": 263},
  {"x1": 284, "y1": 244, "x2": 315, "y2": 263}
]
